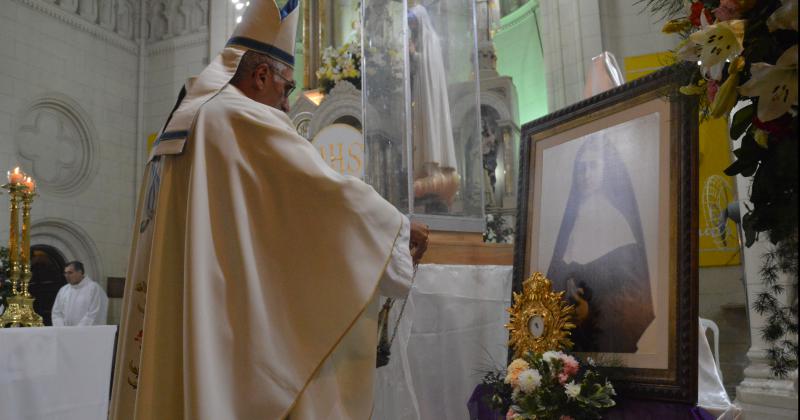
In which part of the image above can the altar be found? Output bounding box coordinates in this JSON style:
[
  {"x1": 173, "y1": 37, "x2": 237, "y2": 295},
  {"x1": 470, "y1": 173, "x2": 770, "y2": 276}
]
[
  {"x1": 0, "y1": 326, "x2": 117, "y2": 420},
  {"x1": 374, "y1": 264, "x2": 513, "y2": 419}
]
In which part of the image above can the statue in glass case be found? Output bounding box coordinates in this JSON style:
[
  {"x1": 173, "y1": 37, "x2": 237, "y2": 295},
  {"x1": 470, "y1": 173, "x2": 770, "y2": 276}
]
[{"x1": 408, "y1": 5, "x2": 461, "y2": 212}]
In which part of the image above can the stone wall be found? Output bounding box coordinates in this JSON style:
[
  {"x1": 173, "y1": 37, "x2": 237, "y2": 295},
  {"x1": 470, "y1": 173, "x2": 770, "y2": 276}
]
[
  {"x1": 0, "y1": 0, "x2": 140, "y2": 324},
  {"x1": 537, "y1": 0, "x2": 679, "y2": 111},
  {"x1": 1, "y1": 0, "x2": 215, "y2": 325}
]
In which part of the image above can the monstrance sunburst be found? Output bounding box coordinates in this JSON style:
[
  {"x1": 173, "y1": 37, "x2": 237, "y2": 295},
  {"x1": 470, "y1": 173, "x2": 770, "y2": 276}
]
[{"x1": 506, "y1": 272, "x2": 575, "y2": 358}]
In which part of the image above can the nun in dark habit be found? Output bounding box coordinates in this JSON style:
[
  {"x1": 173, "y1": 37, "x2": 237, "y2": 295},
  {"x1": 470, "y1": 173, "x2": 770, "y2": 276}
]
[{"x1": 546, "y1": 133, "x2": 655, "y2": 353}]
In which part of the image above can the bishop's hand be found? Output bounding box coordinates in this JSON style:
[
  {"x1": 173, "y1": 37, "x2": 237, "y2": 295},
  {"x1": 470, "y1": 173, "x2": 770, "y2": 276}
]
[{"x1": 409, "y1": 221, "x2": 429, "y2": 265}]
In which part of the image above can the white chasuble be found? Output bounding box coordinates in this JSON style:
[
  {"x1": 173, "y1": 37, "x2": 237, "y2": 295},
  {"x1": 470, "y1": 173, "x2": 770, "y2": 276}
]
[{"x1": 110, "y1": 66, "x2": 405, "y2": 418}]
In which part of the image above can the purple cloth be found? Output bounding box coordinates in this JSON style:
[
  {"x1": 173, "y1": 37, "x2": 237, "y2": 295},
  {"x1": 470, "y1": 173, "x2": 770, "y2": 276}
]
[
  {"x1": 467, "y1": 384, "x2": 715, "y2": 420},
  {"x1": 605, "y1": 398, "x2": 713, "y2": 420},
  {"x1": 690, "y1": 406, "x2": 717, "y2": 420},
  {"x1": 467, "y1": 384, "x2": 505, "y2": 420}
]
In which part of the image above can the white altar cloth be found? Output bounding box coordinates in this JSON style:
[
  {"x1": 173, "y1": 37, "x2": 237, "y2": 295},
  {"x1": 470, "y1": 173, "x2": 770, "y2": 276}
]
[
  {"x1": 0, "y1": 325, "x2": 117, "y2": 420},
  {"x1": 374, "y1": 264, "x2": 513, "y2": 420}
]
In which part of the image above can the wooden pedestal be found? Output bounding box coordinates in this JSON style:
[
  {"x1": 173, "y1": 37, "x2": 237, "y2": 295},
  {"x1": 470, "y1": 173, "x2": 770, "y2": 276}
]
[{"x1": 419, "y1": 231, "x2": 513, "y2": 266}]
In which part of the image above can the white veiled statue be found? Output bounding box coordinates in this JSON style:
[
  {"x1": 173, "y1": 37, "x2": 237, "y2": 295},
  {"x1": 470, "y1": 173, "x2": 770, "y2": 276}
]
[{"x1": 409, "y1": 5, "x2": 461, "y2": 207}]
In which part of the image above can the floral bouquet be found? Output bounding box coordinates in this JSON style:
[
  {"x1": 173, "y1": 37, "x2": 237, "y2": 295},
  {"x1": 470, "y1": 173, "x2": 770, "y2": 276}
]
[
  {"x1": 653, "y1": 0, "x2": 797, "y2": 377},
  {"x1": 483, "y1": 213, "x2": 514, "y2": 244},
  {"x1": 482, "y1": 351, "x2": 615, "y2": 420},
  {"x1": 316, "y1": 39, "x2": 362, "y2": 94}
]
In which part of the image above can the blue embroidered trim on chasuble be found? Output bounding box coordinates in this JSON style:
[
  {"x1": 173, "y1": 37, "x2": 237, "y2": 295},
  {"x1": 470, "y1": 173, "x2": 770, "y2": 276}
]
[
  {"x1": 281, "y1": 0, "x2": 299, "y2": 18},
  {"x1": 148, "y1": 130, "x2": 190, "y2": 162},
  {"x1": 226, "y1": 36, "x2": 295, "y2": 66},
  {"x1": 156, "y1": 130, "x2": 190, "y2": 143}
]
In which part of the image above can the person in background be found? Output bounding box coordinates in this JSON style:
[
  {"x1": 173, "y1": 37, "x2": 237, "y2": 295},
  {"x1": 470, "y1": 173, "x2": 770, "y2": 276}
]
[{"x1": 51, "y1": 261, "x2": 108, "y2": 326}]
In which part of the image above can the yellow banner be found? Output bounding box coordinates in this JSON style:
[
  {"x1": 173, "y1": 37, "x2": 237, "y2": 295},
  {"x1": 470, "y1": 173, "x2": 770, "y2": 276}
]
[
  {"x1": 625, "y1": 53, "x2": 740, "y2": 266},
  {"x1": 697, "y1": 118, "x2": 741, "y2": 266},
  {"x1": 147, "y1": 133, "x2": 158, "y2": 154}
]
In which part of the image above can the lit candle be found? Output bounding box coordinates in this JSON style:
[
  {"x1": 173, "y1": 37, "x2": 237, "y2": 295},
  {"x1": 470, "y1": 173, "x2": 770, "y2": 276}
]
[
  {"x1": 22, "y1": 176, "x2": 35, "y2": 193},
  {"x1": 7, "y1": 167, "x2": 24, "y2": 184}
]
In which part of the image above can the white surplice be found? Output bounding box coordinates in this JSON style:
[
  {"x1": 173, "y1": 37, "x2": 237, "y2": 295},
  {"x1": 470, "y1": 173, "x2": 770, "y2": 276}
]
[{"x1": 51, "y1": 277, "x2": 108, "y2": 327}]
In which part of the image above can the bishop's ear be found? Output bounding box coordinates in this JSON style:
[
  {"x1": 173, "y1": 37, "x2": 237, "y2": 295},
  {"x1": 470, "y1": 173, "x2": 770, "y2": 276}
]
[{"x1": 253, "y1": 63, "x2": 271, "y2": 90}]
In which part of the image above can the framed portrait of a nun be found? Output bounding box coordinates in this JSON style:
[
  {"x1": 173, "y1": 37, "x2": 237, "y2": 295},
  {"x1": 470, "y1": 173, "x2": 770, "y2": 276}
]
[{"x1": 513, "y1": 64, "x2": 699, "y2": 403}]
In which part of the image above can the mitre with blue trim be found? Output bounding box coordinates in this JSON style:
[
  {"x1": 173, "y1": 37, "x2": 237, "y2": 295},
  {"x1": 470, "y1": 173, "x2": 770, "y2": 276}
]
[
  {"x1": 149, "y1": 0, "x2": 300, "y2": 160},
  {"x1": 228, "y1": 0, "x2": 300, "y2": 67}
]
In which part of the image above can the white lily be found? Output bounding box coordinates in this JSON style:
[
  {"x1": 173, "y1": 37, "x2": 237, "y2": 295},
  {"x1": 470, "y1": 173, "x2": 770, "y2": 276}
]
[
  {"x1": 738, "y1": 45, "x2": 798, "y2": 121},
  {"x1": 767, "y1": 0, "x2": 798, "y2": 32},
  {"x1": 691, "y1": 20, "x2": 745, "y2": 68},
  {"x1": 677, "y1": 20, "x2": 745, "y2": 80}
]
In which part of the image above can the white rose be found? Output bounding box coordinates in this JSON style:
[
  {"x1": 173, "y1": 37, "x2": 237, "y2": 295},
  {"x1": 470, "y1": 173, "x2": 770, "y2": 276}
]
[
  {"x1": 542, "y1": 350, "x2": 562, "y2": 363},
  {"x1": 516, "y1": 369, "x2": 542, "y2": 393},
  {"x1": 564, "y1": 381, "x2": 581, "y2": 399}
]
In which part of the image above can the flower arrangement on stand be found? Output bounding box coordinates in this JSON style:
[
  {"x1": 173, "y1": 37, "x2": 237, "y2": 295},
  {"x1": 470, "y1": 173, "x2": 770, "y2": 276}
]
[
  {"x1": 645, "y1": 0, "x2": 798, "y2": 377},
  {"x1": 316, "y1": 40, "x2": 362, "y2": 94},
  {"x1": 484, "y1": 212, "x2": 514, "y2": 243},
  {"x1": 481, "y1": 351, "x2": 616, "y2": 420}
]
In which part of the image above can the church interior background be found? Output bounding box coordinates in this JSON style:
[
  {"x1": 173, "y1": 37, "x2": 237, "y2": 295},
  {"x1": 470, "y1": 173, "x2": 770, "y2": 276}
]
[{"x1": 0, "y1": 0, "x2": 796, "y2": 418}]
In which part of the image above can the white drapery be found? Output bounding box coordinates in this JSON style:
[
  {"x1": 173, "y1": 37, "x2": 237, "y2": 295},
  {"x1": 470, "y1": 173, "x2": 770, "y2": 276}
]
[
  {"x1": 698, "y1": 323, "x2": 743, "y2": 419},
  {"x1": 374, "y1": 264, "x2": 512, "y2": 419},
  {"x1": 0, "y1": 326, "x2": 116, "y2": 420}
]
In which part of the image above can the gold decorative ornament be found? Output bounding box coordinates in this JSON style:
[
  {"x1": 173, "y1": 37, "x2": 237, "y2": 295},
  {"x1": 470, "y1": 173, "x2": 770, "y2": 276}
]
[
  {"x1": 506, "y1": 272, "x2": 575, "y2": 357},
  {"x1": 1, "y1": 168, "x2": 44, "y2": 328}
]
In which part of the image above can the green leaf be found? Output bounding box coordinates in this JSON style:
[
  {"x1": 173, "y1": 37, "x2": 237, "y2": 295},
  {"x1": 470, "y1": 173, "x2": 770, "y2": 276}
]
[
  {"x1": 730, "y1": 104, "x2": 755, "y2": 140},
  {"x1": 725, "y1": 157, "x2": 759, "y2": 177},
  {"x1": 741, "y1": 212, "x2": 759, "y2": 247}
]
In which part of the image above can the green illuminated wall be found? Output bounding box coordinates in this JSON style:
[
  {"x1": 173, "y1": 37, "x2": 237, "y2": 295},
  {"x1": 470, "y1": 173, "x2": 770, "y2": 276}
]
[{"x1": 493, "y1": 0, "x2": 548, "y2": 124}]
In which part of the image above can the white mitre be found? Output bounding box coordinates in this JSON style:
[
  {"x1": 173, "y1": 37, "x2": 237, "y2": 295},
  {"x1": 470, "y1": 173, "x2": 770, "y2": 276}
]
[
  {"x1": 148, "y1": 0, "x2": 300, "y2": 160},
  {"x1": 228, "y1": 0, "x2": 300, "y2": 68}
]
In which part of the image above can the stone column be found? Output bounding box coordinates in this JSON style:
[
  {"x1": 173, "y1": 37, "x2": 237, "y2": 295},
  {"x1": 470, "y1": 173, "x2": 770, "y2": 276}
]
[
  {"x1": 207, "y1": 0, "x2": 233, "y2": 59},
  {"x1": 733, "y1": 144, "x2": 798, "y2": 418}
]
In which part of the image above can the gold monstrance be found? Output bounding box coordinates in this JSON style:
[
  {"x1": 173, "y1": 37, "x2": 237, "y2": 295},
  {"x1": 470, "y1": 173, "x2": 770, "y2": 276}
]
[
  {"x1": 506, "y1": 272, "x2": 575, "y2": 357},
  {"x1": 0, "y1": 167, "x2": 44, "y2": 327}
]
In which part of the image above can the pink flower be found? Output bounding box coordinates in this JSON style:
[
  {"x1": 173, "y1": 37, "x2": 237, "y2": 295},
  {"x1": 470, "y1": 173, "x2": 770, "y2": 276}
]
[
  {"x1": 714, "y1": 0, "x2": 741, "y2": 22},
  {"x1": 506, "y1": 408, "x2": 519, "y2": 419},
  {"x1": 558, "y1": 372, "x2": 570, "y2": 384},
  {"x1": 560, "y1": 354, "x2": 580, "y2": 377}
]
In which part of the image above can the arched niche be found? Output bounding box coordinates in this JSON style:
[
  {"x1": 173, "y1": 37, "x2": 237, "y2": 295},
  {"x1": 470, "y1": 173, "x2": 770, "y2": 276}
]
[
  {"x1": 29, "y1": 218, "x2": 104, "y2": 290},
  {"x1": 307, "y1": 81, "x2": 364, "y2": 138},
  {"x1": 29, "y1": 244, "x2": 68, "y2": 326}
]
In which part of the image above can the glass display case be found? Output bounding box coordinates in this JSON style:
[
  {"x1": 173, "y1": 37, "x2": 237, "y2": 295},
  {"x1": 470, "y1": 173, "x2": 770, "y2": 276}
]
[{"x1": 362, "y1": 0, "x2": 484, "y2": 232}]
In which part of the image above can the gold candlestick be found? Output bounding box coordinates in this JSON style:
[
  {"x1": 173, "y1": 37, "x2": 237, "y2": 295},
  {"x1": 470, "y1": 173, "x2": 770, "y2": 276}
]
[
  {"x1": 20, "y1": 187, "x2": 33, "y2": 298},
  {"x1": 1, "y1": 178, "x2": 43, "y2": 328},
  {"x1": 8, "y1": 184, "x2": 19, "y2": 295}
]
